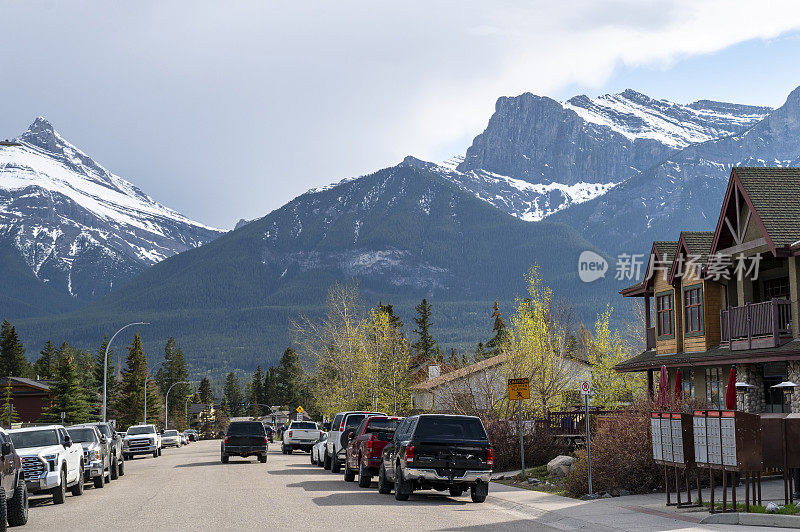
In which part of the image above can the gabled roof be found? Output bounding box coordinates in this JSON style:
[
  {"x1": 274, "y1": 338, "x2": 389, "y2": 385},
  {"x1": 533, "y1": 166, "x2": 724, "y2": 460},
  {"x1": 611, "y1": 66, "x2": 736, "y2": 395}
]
[
  {"x1": 0, "y1": 377, "x2": 50, "y2": 391},
  {"x1": 410, "y1": 354, "x2": 504, "y2": 391},
  {"x1": 735, "y1": 168, "x2": 800, "y2": 249},
  {"x1": 620, "y1": 240, "x2": 677, "y2": 296},
  {"x1": 668, "y1": 231, "x2": 715, "y2": 283}
]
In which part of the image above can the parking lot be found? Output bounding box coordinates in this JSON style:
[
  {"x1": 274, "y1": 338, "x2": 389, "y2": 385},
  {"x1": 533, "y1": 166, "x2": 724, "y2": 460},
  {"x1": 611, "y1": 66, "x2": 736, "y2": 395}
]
[{"x1": 25, "y1": 440, "x2": 560, "y2": 531}]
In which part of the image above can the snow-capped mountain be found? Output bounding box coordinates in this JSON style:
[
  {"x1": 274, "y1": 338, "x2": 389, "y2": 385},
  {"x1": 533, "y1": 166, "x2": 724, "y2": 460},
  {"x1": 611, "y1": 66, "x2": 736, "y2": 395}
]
[{"x1": 0, "y1": 117, "x2": 223, "y2": 304}]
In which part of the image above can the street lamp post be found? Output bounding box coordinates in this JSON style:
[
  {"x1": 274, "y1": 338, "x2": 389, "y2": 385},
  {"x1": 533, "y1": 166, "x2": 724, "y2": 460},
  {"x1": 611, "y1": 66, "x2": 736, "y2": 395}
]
[
  {"x1": 185, "y1": 396, "x2": 192, "y2": 425},
  {"x1": 165, "y1": 381, "x2": 193, "y2": 429},
  {"x1": 102, "y1": 322, "x2": 148, "y2": 422}
]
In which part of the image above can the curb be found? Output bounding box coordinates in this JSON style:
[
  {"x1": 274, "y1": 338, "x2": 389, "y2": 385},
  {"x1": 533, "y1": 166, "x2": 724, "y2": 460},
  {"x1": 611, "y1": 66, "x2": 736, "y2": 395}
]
[{"x1": 701, "y1": 512, "x2": 800, "y2": 528}]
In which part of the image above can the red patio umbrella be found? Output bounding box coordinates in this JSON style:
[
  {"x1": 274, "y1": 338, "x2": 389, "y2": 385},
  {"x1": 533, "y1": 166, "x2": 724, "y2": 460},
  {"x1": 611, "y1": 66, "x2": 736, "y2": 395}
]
[
  {"x1": 725, "y1": 366, "x2": 737, "y2": 410},
  {"x1": 674, "y1": 369, "x2": 683, "y2": 403},
  {"x1": 657, "y1": 365, "x2": 669, "y2": 409}
]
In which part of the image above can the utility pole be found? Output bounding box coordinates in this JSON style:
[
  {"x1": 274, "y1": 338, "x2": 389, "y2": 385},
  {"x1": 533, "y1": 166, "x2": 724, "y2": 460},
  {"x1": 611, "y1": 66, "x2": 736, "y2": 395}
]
[{"x1": 102, "y1": 322, "x2": 148, "y2": 422}]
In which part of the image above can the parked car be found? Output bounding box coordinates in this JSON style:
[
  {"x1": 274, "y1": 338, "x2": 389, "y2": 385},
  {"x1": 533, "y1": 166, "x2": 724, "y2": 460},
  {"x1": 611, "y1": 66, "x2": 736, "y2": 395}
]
[
  {"x1": 264, "y1": 425, "x2": 275, "y2": 443},
  {"x1": 344, "y1": 416, "x2": 402, "y2": 487},
  {"x1": 378, "y1": 414, "x2": 492, "y2": 503},
  {"x1": 325, "y1": 411, "x2": 385, "y2": 473},
  {"x1": 311, "y1": 432, "x2": 327, "y2": 466},
  {"x1": 0, "y1": 426, "x2": 29, "y2": 528},
  {"x1": 123, "y1": 424, "x2": 161, "y2": 459},
  {"x1": 184, "y1": 429, "x2": 198, "y2": 442},
  {"x1": 9, "y1": 425, "x2": 84, "y2": 504},
  {"x1": 91, "y1": 421, "x2": 125, "y2": 479},
  {"x1": 221, "y1": 421, "x2": 268, "y2": 463},
  {"x1": 281, "y1": 421, "x2": 321, "y2": 454},
  {"x1": 67, "y1": 425, "x2": 110, "y2": 489},
  {"x1": 161, "y1": 430, "x2": 181, "y2": 448}
]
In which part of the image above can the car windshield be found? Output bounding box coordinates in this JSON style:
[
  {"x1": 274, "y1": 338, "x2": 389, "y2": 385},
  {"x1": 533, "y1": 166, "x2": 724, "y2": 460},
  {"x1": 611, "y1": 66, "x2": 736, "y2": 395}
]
[
  {"x1": 164, "y1": 430, "x2": 179, "y2": 437},
  {"x1": 414, "y1": 417, "x2": 488, "y2": 441},
  {"x1": 366, "y1": 418, "x2": 401, "y2": 433},
  {"x1": 67, "y1": 428, "x2": 98, "y2": 443},
  {"x1": 10, "y1": 429, "x2": 60, "y2": 448},
  {"x1": 127, "y1": 426, "x2": 155, "y2": 435},
  {"x1": 96, "y1": 424, "x2": 112, "y2": 438},
  {"x1": 290, "y1": 422, "x2": 317, "y2": 430},
  {"x1": 227, "y1": 422, "x2": 265, "y2": 435}
]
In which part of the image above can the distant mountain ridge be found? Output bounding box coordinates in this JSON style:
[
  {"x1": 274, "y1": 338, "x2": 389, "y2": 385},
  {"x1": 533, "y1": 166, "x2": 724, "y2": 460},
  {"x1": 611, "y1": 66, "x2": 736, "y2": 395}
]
[{"x1": 0, "y1": 118, "x2": 223, "y2": 311}]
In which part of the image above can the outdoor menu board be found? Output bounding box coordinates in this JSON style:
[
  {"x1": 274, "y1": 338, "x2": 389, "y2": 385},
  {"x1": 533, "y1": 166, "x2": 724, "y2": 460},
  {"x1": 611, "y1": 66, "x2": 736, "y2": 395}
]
[
  {"x1": 692, "y1": 410, "x2": 762, "y2": 471},
  {"x1": 651, "y1": 412, "x2": 694, "y2": 466}
]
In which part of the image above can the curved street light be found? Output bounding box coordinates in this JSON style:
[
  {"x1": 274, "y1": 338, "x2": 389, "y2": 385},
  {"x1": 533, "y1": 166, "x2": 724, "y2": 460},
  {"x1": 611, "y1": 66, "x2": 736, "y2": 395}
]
[
  {"x1": 102, "y1": 322, "x2": 149, "y2": 422},
  {"x1": 165, "y1": 381, "x2": 195, "y2": 429}
]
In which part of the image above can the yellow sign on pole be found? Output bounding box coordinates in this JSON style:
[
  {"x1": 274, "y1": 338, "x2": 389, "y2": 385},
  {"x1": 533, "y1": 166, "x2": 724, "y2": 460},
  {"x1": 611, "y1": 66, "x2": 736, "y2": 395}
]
[
  {"x1": 296, "y1": 406, "x2": 304, "y2": 413},
  {"x1": 507, "y1": 378, "x2": 530, "y2": 400}
]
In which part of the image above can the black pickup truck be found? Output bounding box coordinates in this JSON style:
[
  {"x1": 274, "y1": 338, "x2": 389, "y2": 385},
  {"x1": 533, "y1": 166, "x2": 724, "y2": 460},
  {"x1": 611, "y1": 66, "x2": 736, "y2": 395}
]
[
  {"x1": 220, "y1": 421, "x2": 268, "y2": 463},
  {"x1": 377, "y1": 414, "x2": 493, "y2": 503}
]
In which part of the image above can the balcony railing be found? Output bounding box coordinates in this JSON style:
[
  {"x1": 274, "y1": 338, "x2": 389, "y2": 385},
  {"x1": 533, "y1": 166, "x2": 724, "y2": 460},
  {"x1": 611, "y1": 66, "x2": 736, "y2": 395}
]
[
  {"x1": 720, "y1": 298, "x2": 792, "y2": 351},
  {"x1": 646, "y1": 327, "x2": 656, "y2": 350}
]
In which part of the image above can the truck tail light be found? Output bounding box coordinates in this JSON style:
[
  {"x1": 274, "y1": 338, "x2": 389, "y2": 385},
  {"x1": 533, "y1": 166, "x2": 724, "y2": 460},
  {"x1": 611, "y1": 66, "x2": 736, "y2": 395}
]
[
  {"x1": 486, "y1": 448, "x2": 493, "y2": 467},
  {"x1": 224, "y1": 437, "x2": 229, "y2": 444},
  {"x1": 366, "y1": 439, "x2": 373, "y2": 452},
  {"x1": 339, "y1": 422, "x2": 345, "y2": 431},
  {"x1": 264, "y1": 437, "x2": 269, "y2": 445},
  {"x1": 288, "y1": 431, "x2": 292, "y2": 438},
  {"x1": 405, "y1": 445, "x2": 414, "y2": 464}
]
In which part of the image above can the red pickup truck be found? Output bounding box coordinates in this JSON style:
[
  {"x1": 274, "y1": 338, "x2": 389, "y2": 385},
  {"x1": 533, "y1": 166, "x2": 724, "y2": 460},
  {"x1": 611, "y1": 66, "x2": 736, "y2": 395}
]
[{"x1": 344, "y1": 416, "x2": 402, "y2": 487}]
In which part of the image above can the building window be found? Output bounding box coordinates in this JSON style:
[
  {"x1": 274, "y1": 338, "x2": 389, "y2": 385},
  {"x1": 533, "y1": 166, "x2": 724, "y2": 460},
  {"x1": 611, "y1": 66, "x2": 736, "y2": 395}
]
[
  {"x1": 684, "y1": 285, "x2": 703, "y2": 335},
  {"x1": 656, "y1": 291, "x2": 674, "y2": 338},
  {"x1": 681, "y1": 368, "x2": 695, "y2": 399},
  {"x1": 763, "y1": 277, "x2": 790, "y2": 299},
  {"x1": 705, "y1": 367, "x2": 724, "y2": 409}
]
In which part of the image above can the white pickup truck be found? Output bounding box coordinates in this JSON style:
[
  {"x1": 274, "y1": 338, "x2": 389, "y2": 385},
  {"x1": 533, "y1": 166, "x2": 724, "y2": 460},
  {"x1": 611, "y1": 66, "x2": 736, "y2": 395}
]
[
  {"x1": 123, "y1": 424, "x2": 162, "y2": 459},
  {"x1": 281, "y1": 421, "x2": 321, "y2": 454},
  {"x1": 9, "y1": 425, "x2": 85, "y2": 504}
]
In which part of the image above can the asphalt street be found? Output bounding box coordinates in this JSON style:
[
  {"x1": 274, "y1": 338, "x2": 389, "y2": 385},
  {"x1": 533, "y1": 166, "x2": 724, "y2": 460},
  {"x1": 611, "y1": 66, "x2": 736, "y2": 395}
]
[{"x1": 25, "y1": 440, "x2": 557, "y2": 531}]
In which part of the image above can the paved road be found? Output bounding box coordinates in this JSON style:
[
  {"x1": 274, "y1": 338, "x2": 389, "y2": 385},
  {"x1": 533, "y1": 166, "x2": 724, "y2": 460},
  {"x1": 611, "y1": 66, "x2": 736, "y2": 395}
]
[{"x1": 26, "y1": 440, "x2": 556, "y2": 531}]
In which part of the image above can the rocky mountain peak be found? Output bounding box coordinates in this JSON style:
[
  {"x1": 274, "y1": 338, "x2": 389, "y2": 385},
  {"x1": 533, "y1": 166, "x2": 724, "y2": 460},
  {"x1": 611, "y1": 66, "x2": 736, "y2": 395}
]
[{"x1": 19, "y1": 116, "x2": 62, "y2": 151}]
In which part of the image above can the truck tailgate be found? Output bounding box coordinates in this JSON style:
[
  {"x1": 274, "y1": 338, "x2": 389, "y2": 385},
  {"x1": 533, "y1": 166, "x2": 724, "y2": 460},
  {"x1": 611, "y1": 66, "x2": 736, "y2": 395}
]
[{"x1": 414, "y1": 442, "x2": 489, "y2": 472}]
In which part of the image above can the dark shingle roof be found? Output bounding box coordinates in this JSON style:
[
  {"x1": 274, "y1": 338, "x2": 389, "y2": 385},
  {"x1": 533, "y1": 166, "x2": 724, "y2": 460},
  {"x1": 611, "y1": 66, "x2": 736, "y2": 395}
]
[
  {"x1": 681, "y1": 231, "x2": 715, "y2": 264},
  {"x1": 652, "y1": 241, "x2": 678, "y2": 278},
  {"x1": 735, "y1": 167, "x2": 800, "y2": 248}
]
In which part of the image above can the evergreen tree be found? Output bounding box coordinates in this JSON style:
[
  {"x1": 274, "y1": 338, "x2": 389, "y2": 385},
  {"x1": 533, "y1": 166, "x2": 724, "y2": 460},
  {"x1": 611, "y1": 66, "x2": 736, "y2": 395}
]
[
  {"x1": 74, "y1": 347, "x2": 100, "y2": 420},
  {"x1": 248, "y1": 366, "x2": 264, "y2": 416},
  {"x1": 0, "y1": 380, "x2": 19, "y2": 427},
  {"x1": 447, "y1": 348, "x2": 459, "y2": 367},
  {"x1": 198, "y1": 377, "x2": 213, "y2": 405},
  {"x1": 33, "y1": 340, "x2": 57, "y2": 380},
  {"x1": 0, "y1": 320, "x2": 31, "y2": 378},
  {"x1": 263, "y1": 366, "x2": 277, "y2": 407},
  {"x1": 223, "y1": 372, "x2": 244, "y2": 417},
  {"x1": 486, "y1": 300, "x2": 510, "y2": 356},
  {"x1": 155, "y1": 338, "x2": 190, "y2": 428},
  {"x1": 110, "y1": 333, "x2": 159, "y2": 428},
  {"x1": 378, "y1": 302, "x2": 404, "y2": 331},
  {"x1": 411, "y1": 298, "x2": 437, "y2": 364},
  {"x1": 274, "y1": 348, "x2": 300, "y2": 408},
  {"x1": 474, "y1": 342, "x2": 486, "y2": 362},
  {"x1": 41, "y1": 343, "x2": 89, "y2": 424}
]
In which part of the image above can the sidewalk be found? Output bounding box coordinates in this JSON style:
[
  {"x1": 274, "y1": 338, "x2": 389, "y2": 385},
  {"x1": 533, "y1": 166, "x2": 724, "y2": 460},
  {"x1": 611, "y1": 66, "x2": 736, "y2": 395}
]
[{"x1": 487, "y1": 477, "x2": 798, "y2": 531}]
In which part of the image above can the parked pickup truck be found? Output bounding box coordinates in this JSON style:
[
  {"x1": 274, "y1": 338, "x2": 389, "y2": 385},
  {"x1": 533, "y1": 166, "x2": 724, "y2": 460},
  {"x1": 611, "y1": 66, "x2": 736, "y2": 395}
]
[
  {"x1": 123, "y1": 424, "x2": 161, "y2": 459},
  {"x1": 0, "y1": 426, "x2": 29, "y2": 527},
  {"x1": 378, "y1": 414, "x2": 493, "y2": 503},
  {"x1": 221, "y1": 421, "x2": 268, "y2": 463},
  {"x1": 67, "y1": 425, "x2": 110, "y2": 489},
  {"x1": 281, "y1": 421, "x2": 321, "y2": 454},
  {"x1": 9, "y1": 425, "x2": 85, "y2": 504},
  {"x1": 325, "y1": 411, "x2": 385, "y2": 472},
  {"x1": 344, "y1": 416, "x2": 402, "y2": 487}
]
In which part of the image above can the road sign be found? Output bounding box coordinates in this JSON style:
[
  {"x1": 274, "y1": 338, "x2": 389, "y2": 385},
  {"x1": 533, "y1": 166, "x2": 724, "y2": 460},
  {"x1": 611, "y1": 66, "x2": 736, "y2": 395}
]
[
  {"x1": 296, "y1": 406, "x2": 304, "y2": 413},
  {"x1": 507, "y1": 378, "x2": 530, "y2": 400},
  {"x1": 580, "y1": 381, "x2": 592, "y2": 396}
]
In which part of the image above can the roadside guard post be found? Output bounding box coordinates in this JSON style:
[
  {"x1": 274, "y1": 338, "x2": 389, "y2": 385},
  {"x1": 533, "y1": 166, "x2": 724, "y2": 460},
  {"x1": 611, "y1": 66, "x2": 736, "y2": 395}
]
[
  {"x1": 580, "y1": 380, "x2": 593, "y2": 495},
  {"x1": 508, "y1": 378, "x2": 530, "y2": 477}
]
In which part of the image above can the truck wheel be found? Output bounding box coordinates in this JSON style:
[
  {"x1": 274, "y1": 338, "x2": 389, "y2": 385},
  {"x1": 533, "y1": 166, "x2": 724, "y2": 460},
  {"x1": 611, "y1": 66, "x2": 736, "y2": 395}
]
[
  {"x1": 343, "y1": 462, "x2": 355, "y2": 482},
  {"x1": 323, "y1": 452, "x2": 331, "y2": 470},
  {"x1": 52, "y1": 469, "x2": 67, "y2": 504},
  {"x1": 358, "y1": 461, "x2": 372, "y2": 488},
  {"x1": 449, "y1": 487, "x2": 463, "y2": 497},
  {"x1": 0, "y1": 487, "x2": 7, "y2": 529},
  {"x1": 153, "y1": 449, "x2": 159, "y2": 458},
  {"x1": 221, "y1": 454, "x2": 229, "y2": 464},
  {"x1": 258, "y1": 454, "x2": 267, "y2": 463},
  {"x1": 70, "y1": 474, "x2": 84, "y2": 496},
  {"x1": 377, "y1": 464, "x2": 391, "y2": 494},
  {"x1": 118, "y1": 458, "x2": 125, "y2": 476},
  {"x1": 93, "y1": 471, "x2": 105, "y2": 489},
  {"x1": 105, "y1": 463, "x2": 112, "y2": 483},
  {"x1": 470, "y1": 484, "x2": 487, "y2": 503},
  {"x1": 331, "y1": 455, "x2": 341, "y2": 473},
  {"x1": 394, "y1": 467, "x2": 410, "y2": 501},
  {"x1": 110, "y1": 457, "x2": 119, "y2": 480},
  {"x1": 158, "y1": 448, "x2": 162, "y2": 456},
  {"x1": 310, "y1": 452, "x2": 316, "y2": 465},
  {"x1": 7, "y1": 478, "x2": 28, "y2": 526}
]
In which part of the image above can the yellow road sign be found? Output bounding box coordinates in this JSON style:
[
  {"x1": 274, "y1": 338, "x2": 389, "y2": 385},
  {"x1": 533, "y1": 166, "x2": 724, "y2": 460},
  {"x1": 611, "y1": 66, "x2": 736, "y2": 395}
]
[
  {"x1": 296, "y1": 406, "x2": 304, "y2": 413},
  {"x1": 507, "y1": 378, "x2": 530, "y2": 400}
]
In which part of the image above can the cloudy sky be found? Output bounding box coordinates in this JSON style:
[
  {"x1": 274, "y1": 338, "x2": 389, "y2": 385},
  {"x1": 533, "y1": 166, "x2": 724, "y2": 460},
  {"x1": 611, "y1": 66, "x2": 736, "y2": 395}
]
[{"x1": 3, "y1": 1, "x2": 800, "y2": 228}]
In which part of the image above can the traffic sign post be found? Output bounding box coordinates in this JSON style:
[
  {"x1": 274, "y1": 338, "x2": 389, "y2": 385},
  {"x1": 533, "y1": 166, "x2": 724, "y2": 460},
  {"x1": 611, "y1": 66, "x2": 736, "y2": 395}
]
[
  {"x1": 580, "y1": 380, "x2": 593, "y2": 495},
  {"x1": 296, "y1": 406, "x2": 304, "y2": 422},
  {"x1": 508, "y1": 378, "x2": 530, "y2": 477}
]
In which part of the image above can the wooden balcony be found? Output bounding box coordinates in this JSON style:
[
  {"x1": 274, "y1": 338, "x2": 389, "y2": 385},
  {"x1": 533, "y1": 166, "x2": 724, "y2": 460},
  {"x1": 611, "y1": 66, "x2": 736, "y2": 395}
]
[
  {"x1": 646, "y1": 327, "x2": 656, "y2": 350},
  {"x1": 720, "y1": 298, "x2": 792, "y2": 351}
]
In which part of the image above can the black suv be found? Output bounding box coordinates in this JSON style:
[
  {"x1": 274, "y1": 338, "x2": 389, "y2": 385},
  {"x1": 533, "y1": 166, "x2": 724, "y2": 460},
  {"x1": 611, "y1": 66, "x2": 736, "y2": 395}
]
[
  {"x1": 0, "y1": 427, "x2": 29, "y2": 528},
  {"x1": 220, "y1": 422, "x2": 268, "y2": 463},
  {"x1": 377, "y1": 414, "x2": 492, "y2": 503}
]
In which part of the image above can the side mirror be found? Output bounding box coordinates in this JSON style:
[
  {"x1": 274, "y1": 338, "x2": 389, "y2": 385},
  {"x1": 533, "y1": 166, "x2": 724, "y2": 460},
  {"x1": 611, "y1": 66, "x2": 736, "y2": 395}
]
[
  {"x1": 100, "y1": 437, "x2": 107, "y2": 444},
  {"x1": 63, "y1": 436, "x2": 72, "y2": 448},
  {"x1": 1, "y1": 442, "x2": 11, "y2": 456}
]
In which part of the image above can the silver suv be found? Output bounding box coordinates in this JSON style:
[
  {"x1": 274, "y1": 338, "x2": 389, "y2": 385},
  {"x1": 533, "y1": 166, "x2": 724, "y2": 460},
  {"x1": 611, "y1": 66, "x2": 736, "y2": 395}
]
[{"x1": 324, "y1": 411, "x2": 384, "y2": 473}]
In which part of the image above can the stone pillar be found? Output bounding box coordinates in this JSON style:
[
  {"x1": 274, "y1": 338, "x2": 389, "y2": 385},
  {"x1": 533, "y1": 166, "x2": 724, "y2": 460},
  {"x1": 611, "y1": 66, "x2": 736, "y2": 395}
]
[
  {"x1": 788, "y1": 361, "x2": 800, "y2": 413},
  {"x1": 789, "y1": 257, "x2": 800, "y2": 338},
  {"x1": 738, "y1": 363, "x2": 765, "y2": 413}
]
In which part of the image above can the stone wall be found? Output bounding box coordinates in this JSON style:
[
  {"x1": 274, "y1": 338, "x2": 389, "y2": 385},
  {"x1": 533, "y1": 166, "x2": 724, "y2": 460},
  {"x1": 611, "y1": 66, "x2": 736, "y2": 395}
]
[
  {"x1": 737, "y1": 363, "x2": 765, "y2": 413},
  {"x1": 788, "y1": 361, "x2": 800, "y2": 413}
]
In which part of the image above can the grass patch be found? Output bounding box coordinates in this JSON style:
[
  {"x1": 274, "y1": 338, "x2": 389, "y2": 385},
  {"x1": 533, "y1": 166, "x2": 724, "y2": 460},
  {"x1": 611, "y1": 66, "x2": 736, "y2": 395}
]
[
  {"x1": 494, "y1": 465, "x2": 570, "y2": 497},
  {"x1": 701, "y1": 501, "x2": 800, "y2": 515}
]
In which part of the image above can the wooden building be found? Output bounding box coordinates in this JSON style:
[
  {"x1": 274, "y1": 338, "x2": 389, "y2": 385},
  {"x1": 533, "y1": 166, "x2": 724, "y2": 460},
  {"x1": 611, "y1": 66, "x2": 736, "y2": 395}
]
[
  {"x1": 617, "y1": 167, "x2": 800, "y2": 414},
  {"x1": 0, "y1": 377, "x2": 52, "y2": 422}
]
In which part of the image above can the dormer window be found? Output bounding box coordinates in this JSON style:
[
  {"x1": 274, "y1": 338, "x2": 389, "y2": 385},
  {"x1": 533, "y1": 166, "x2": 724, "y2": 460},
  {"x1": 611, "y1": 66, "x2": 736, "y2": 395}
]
[{"x1": 656, "y1": 291, "x2": 674, "y2": 339}]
